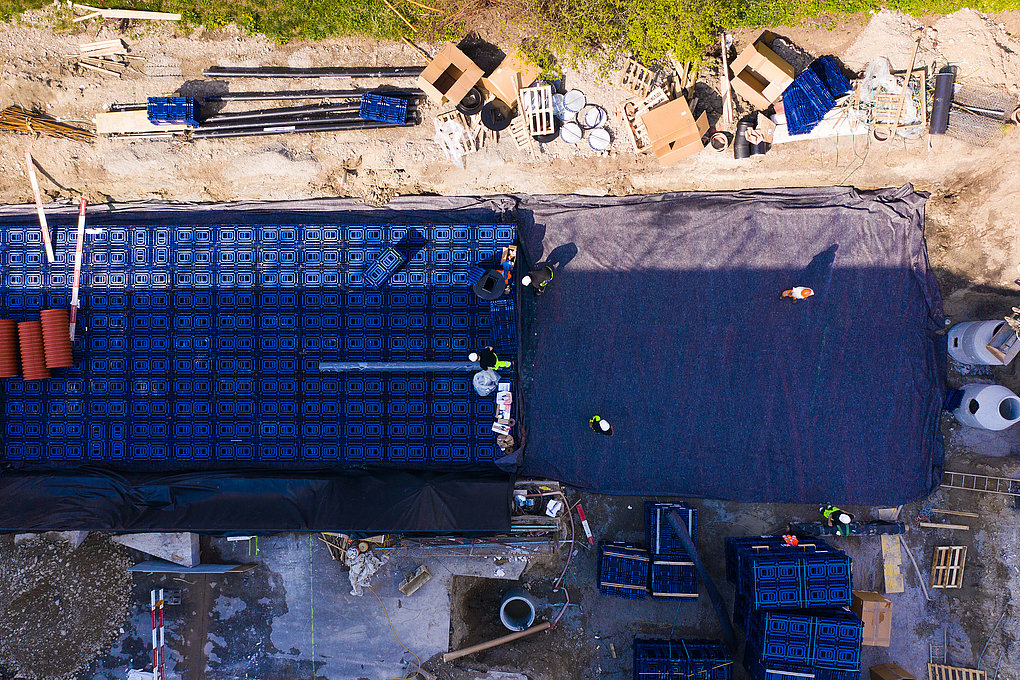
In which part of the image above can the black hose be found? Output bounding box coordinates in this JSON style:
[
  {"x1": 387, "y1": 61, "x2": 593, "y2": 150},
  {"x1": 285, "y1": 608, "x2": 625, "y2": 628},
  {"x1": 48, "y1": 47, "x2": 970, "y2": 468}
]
[
  {"x1": 203, "y1": 89, "x2": 427, "y2": 102},
  {"x1": 203, "y1": 66, "x2": 422, "y2": 79}
]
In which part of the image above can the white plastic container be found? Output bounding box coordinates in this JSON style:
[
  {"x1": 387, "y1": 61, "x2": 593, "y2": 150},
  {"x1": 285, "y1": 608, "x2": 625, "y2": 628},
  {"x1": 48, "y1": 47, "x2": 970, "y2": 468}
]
[
  {"x1": 953, "y1": 383, "x2": 1020, "y2": 430},
  {"x1": 948, "y1": 321, "x2": 1017, "y2": 365}
]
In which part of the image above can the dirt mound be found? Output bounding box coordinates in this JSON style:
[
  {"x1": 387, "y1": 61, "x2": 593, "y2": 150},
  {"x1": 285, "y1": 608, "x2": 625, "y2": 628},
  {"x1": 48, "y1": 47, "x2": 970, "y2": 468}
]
[{"x1": 0, "y1": 533, "x2": 132, "y2": 680}]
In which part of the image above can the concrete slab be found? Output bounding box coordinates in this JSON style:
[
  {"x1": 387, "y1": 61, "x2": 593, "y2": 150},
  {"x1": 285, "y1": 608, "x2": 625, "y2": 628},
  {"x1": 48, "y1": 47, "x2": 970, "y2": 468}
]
[{"x1": 112, "y1": 533, "x2": 200, "y2": 567}]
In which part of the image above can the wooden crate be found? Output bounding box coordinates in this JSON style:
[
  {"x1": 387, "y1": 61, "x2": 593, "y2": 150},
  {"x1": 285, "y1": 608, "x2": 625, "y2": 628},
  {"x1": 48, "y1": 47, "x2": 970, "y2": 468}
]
[
  {"x1": 930, "y1": 546, "x2": 966, "y2": 588},
  {"x1": 927, "y1": 664, "x2": 986, "y2": 680},
  {"x1": 519, "y1": 84, "x2": 554, "y2": 136}
]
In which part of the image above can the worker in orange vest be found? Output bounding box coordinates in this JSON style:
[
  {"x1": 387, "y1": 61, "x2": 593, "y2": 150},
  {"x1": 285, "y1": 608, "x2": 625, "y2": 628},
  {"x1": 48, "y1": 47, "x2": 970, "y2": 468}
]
[{"x1": 782, "y1": 286, "x2": 814, "y2": 301}]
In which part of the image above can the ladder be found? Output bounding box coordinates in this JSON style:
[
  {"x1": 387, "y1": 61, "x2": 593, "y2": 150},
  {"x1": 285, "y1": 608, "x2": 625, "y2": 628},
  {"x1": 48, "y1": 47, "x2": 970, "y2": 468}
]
[{"x1": 940, "y1": 471, "x2": 1020, "y2": 497}]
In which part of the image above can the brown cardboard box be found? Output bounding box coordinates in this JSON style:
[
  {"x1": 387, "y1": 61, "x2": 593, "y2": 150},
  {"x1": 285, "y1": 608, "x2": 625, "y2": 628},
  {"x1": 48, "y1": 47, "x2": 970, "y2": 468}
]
[
  {"x1": 729, "y1": 38, "x2": 795, "y2": 110},
  {"x1": 869, "y1": 663, "x2": 916, "y2": 680},
  {"x1": 417, "y1": 43, "x2": 484, "y2": 106},
  {"x1": 638, "y1": 97, "x2": 709, "y2": 166},
  {"x1": 480, "y1": 53, "x2": 541, "y2": 107},
  {"x1": 852, "y1": 590, "x2": 892, "y2": 647}
]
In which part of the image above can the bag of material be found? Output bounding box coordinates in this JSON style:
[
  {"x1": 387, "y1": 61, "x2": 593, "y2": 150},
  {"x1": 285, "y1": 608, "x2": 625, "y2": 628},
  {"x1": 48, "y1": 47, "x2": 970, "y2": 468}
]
[{"x1": 472, "y1": 368, "x2": 500, "y2": 396}]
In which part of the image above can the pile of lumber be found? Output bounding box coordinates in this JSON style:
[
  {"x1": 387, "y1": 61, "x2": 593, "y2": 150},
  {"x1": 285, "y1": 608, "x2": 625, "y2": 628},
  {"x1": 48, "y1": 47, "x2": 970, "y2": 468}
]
[
  {"x1": 71, "y1": 2, "x2": 181, "y2": 22},
  {"x1": 0, "y1": 106, "x2": 95, "y2": 141},
  {"x1": 72, "y1": 39, "x2": 142, "y2": 77}
]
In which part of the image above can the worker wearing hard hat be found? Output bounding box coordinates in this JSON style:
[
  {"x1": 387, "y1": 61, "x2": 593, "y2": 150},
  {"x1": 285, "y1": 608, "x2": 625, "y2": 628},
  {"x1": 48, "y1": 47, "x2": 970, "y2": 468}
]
[{"x1": 782, "y1": 286, "x2": 814, "y2": 301}]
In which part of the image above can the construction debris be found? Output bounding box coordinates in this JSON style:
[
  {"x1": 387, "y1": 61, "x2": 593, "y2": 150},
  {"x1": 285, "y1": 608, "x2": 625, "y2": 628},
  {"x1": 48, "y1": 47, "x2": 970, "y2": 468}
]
[{"x1": 70, "y1": 2, "x2": 182, "y2": 21}]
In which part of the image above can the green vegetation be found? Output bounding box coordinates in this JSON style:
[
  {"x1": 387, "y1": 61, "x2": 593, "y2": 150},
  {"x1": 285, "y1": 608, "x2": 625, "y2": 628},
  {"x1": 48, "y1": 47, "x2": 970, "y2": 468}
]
[{"x1": 3, "y1": 0, "x2": 1020, "y2": 69}]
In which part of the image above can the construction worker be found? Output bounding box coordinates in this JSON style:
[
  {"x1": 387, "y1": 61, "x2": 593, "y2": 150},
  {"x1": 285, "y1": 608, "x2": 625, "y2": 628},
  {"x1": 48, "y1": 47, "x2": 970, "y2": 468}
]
[
  {"x1": 469, "y1": 346, "x2": 511, "y2": 371},
  {"x1": 820, "y1": 504, "x2": 854, "y2": 537},
  {"x1": 521, "y1": 266, "x2": 554, "y2": 295},
  {"x1": 589, "y1": 415, "x2": 614, "y2": 436},
  {"x1": 782, "y1": 286, "x2": 814, "y2": 301}
]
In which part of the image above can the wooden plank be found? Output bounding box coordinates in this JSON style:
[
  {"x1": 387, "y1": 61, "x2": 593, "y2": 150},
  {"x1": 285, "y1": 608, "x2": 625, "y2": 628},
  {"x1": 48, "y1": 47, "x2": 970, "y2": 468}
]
[
  {"x1": 881, "y1": 534, "x2": 904, "y2": 593},
  {"x1": 918, "y1": 522, "x2": 970, "y2": 531},
  {"x1": 94, "y1": 109, "x2": 188, "y2": 134},
  {"x1": 72, "y1": 2, "x2": 181, "y2": 20},
  {"x1": 931, "y1": 509, "x2": 979, "y2": 518}
]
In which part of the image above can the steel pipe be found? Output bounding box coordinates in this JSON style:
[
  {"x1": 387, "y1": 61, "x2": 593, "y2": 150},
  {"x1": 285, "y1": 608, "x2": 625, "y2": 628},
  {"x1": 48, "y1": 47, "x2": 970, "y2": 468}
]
[{"x1": 319, "y1": 361, "x2": 479, "y2": 373}]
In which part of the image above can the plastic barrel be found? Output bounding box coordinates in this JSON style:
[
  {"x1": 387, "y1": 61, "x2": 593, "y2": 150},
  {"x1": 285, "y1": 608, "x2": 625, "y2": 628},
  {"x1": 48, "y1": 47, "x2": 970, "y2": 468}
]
[
  {"x1": 17, "y1": 320, "x2": 49, "y2": 381},
  {"x1": 40, "y1": 308, "x2": 74, "y2": 368},
  {"x1": 0, "y1": 319, "x2": 18, "y2": 377},
  {"x1": 930, "y1": 67, "x2": 956, "y2": 135}
]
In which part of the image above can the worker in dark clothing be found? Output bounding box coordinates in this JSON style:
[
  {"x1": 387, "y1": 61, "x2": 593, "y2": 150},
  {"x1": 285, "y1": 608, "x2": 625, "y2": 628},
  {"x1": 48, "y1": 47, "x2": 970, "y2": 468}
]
[
  {"x1": 522, "y1": 266, "x2": 554, "y2": 295},
  {"x1": 589, "y1": 415, "x2": 613, "y2": 436},
  {"x1": 469, "y1": 346, "x2": 511, "y2": 370},
  {"x1": 820, "y1": 504, "x2": 854, "y2": 537}
]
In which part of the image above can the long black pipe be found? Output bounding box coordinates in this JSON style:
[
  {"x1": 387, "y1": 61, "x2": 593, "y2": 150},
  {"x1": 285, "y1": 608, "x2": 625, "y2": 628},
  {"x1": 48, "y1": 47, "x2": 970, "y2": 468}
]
[
  {"x1": 203, "y1": 66, "x2": 422, "y2": 78},
  {"x1": 201, "y1": 103, "x2": 363, "y2": 124},
  {"x1": 191, "y1": 119, "x2": 414, "y2": 139},
  {"x1": 665, "y1": 510, "x2": 738, "y2": 657},
  {"x1": 197, "y1": 106, "x2": 418, "y2": 132},
  {"x1": 204, "y1": 89, "x2": 427, "y2": 102}
]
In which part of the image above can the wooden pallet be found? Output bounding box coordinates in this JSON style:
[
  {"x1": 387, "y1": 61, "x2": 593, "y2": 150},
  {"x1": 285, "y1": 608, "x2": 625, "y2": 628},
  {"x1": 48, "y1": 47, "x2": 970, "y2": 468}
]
[
  {"x1": 509, "y1": 115, "x2": 534, "y2": 151},
  {"x1": 930, "y1": 546, "x2": 966, "y2": 589},
  {"x1": 617, "y1": 57, "x2": 656, "y2": 98},
  {"x1": 519, "y1": 84, "x2": 554, "y2": 136},
  {"x1": 871, "y1": 67, "x2": 927, "y2": 139},
  {"x1": 927, "y1": 664, "x2": 986, "y2": 680}
]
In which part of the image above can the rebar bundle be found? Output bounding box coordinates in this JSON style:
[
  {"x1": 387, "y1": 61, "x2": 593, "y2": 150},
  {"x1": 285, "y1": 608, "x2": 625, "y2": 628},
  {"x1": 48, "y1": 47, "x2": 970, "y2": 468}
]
[{"x1": 0, "y1": 106, "x2": 95, "y2": 141}]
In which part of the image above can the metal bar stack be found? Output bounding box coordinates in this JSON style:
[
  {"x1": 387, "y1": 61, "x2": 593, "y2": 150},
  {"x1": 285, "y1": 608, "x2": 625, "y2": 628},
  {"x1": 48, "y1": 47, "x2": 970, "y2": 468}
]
[{"x1": 192, "y1": 98, "x2": 420, "y2": 139}]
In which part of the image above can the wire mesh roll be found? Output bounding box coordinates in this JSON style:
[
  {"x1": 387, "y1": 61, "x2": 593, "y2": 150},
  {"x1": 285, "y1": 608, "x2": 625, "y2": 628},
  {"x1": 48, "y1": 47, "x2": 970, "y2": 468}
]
[
  {"x1": 40, "y1": 309, "x2": 74, "y2": 368},
  {"x1": 0, "y1": 319, "x2": 19, "y2": 377},
  {"x1": 17, "y1": 320, "x2": 49, "y2": 381}
]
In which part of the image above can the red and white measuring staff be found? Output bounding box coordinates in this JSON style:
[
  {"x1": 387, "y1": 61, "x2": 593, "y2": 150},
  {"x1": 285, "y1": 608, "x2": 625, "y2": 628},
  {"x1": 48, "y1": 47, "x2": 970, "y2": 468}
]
[
  {"x1": 150, "y1": 588, "x2": 165, "y2": 680},
  {"x1": 69, "y1": 197, "x2": 87, "y2": 341},
  {"x1": 576, "y1": 503, "x2": 595, "y2": 547},
  {"x1": 24, "y1": 151, "x2": 55, "y2": 263}
]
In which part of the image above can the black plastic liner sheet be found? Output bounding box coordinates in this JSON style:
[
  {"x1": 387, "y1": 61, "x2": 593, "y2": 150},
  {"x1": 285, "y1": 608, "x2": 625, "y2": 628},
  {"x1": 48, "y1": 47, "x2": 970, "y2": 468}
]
[
  {"x1": 519, "y1": 186, "x2": 946, "y2": 504},
  {"x1": 0, "y1": 468, "x2": 511, "y2": 532}
]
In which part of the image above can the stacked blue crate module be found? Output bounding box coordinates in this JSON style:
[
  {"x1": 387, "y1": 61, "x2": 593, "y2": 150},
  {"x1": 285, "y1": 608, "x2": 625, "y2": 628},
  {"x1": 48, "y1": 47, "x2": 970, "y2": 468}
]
[
  {"x1": 0, "y1": 219, "x2": 519, "y2": 470},
  {"x1": 646, "y1": 502, "x2": 699, "y2": 599},
  {"x1": 633, "y1": 639, "x2": 732, "y2": 680},
  {"x1": 599, "y1": 543, "x2": 649, "y2": 600},
  {"x1": 725, "y1": 536, "x2": 860, "y2": 680}
]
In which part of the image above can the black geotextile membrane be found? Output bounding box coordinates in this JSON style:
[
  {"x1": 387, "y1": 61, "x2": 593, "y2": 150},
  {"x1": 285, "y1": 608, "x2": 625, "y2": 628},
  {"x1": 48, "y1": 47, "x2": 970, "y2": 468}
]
[{"x1": 518, "y1": 186, "x2": 946, "y2": 505}]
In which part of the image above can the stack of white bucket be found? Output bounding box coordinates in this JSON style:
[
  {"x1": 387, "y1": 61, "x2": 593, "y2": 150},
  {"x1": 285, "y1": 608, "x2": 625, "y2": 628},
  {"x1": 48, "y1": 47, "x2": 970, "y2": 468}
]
[{"x1": 948, "y1": 320, "x2": 1020, "y2": 430}]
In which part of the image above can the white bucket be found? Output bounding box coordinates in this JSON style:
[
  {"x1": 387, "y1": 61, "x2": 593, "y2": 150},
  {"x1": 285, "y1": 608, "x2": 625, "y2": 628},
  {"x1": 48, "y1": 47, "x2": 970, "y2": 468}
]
[
  {"x1": 588, "y1": 128, "x2": 611, "y2": 151},
  {"x1": 559, "y1": 121, "x2": 582, "y2": 144}
]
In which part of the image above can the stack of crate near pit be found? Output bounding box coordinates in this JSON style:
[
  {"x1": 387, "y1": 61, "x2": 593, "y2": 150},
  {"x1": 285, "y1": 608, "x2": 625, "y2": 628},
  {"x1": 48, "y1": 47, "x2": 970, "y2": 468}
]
[
  {"x1": 633, "y1": 638, "x2": 732, "y2": 680},
  {"x1": 646, "y1": 501, "x2": 698, "y2": 599},
  {"x1": 725, "y1": 536, "x2": 861, "y2": 680},
  {"x1": 597, "y1": 501, "x2": 699, "y2": 600}
]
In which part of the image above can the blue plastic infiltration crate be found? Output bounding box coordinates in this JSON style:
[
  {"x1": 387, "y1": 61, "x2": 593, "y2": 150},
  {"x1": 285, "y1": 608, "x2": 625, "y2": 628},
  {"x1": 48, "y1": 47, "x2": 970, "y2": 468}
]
[
  {"x1": 781, "y1": 57, "x2": 852, "y2": 136},
  {"x1": 360, "y1": 93, "x2": 408, "y2": 124},
  {"x1": 745, "y1": 552, "x2": 852, "y2": 609},
  {"x1": 489, "y1": 298, "x2": 517, "y2": 355},
  {"x1": 364, "y1": 247, "x2": 407, "y2": 288},
  {"x1": 634, "y1": 639, "x2": 731, "y2": 680},
  {"x1": 147, "y1": 97, "x2": 200, "y2": 127},
  {"x1": 649, "y1": 560, "x2": 698, "y2": 598},
  {"x1": 599, "y1": 543, "x2": 649, "y2": 600},
  {"x1": 0, "y1": 221, "x2": 518, "y2": 470},
  {"x1": 745, "y1": 610, "x2": 862, "y2": 672},
  {"x1": 646, "y1": 501, "x2": 697, "y2": 559}
]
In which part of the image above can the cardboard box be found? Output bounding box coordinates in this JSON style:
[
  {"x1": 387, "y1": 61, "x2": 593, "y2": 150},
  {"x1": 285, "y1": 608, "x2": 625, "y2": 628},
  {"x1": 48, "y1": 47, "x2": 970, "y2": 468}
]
[
  {"x1": 852, "y1": 590, "x2": 892, "y2": 647},
  {"x1": 729, "y1": 38, "x2": 795, "y2": 110},
  {"x1": 869, "y1": 663, "x2": 916, "y2": 680},
  {"x1": 480, "y1": 53, "x2": 541, "y2": 107},
  {"x1": 638, "y1": 97, "x2": 709, "y2": 166},
  {"x1": 417, "y1": 43, "x2": 484, "y2": 106}
]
